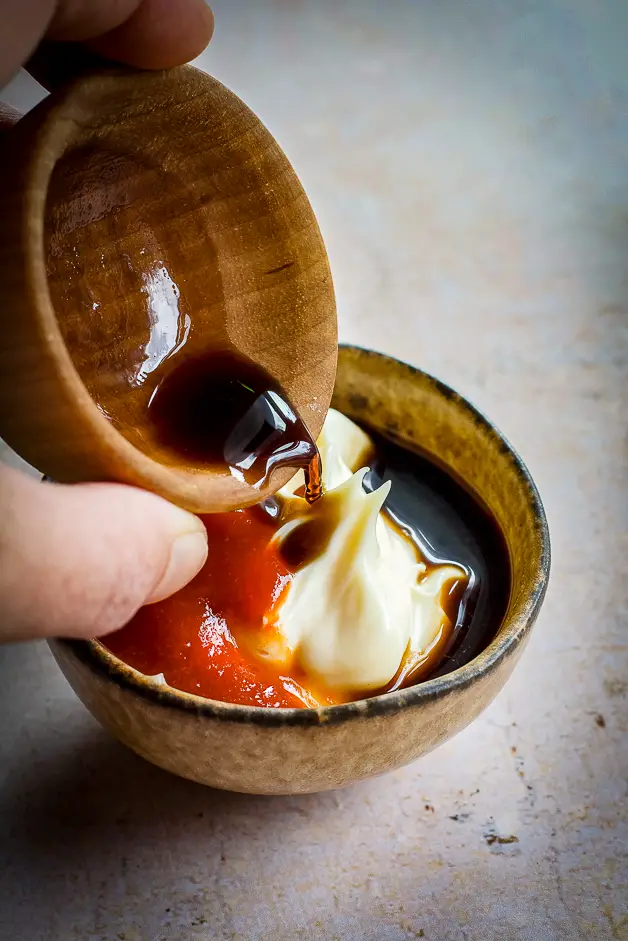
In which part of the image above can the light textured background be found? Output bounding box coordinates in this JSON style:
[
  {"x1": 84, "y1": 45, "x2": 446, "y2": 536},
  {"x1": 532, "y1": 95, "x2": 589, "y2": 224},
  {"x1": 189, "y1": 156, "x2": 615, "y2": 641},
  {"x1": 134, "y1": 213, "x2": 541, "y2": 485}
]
[{"x1": 1, "y1": 1, "x2": 627, "y2": 939}]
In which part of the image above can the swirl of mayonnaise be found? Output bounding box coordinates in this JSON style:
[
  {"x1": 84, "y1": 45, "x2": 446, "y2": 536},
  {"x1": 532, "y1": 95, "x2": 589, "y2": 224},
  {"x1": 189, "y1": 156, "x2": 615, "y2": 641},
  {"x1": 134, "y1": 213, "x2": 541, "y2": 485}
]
[{"x1": 256, "y1": 410, "x2": 466, "y2": 693}]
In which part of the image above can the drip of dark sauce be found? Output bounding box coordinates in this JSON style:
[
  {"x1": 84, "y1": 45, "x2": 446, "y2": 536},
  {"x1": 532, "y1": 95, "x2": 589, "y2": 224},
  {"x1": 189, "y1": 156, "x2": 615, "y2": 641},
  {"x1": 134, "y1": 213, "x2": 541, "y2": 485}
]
[
  {"x1": 277, "y1": 493, "x2": 343, "y2": 571},
  {"x1": 362, "y1": 432, "x2": 511, "y2": 682},
  {"x1": 304, "y1": 451, "x2": 323, "y2": 504},
  {"x1": 147, "y1": 351, "x2": 323, "y2": 503}
]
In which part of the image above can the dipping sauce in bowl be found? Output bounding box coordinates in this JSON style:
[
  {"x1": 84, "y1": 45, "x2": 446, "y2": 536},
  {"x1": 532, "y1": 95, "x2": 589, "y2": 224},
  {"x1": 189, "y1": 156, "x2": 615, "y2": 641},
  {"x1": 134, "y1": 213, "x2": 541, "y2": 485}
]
[
  {"x1": 50, "y1": 347, "x2": 548, "y2": 794},
  {"x1": 105, "y1": 409, "x2": 510, "y2": 708}
]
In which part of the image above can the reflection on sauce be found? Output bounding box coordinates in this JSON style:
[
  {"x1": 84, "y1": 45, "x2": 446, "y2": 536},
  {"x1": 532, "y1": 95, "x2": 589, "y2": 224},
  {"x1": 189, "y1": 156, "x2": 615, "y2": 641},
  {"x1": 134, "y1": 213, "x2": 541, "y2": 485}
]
[
  {"x1": 147, "y1": 350, "x2": 323, "y2": 502},
  {"x1": 106, "y1": 434, "x2": 510, "y2": 708}
]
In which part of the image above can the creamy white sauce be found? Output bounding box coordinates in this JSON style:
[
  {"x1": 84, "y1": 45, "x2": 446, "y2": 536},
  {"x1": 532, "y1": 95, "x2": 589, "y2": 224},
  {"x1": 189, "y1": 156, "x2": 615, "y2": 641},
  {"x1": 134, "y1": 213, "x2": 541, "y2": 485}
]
[{"x1": 257, "y1": 410, "x2": 467, "y2": 693}]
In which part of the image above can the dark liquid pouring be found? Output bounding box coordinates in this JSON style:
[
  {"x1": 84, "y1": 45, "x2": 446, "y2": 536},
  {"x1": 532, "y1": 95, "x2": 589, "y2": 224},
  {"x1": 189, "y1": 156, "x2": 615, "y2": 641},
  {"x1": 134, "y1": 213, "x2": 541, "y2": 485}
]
[{"x1": 147, "y1": 351, "x2": 322, "y2": 503}]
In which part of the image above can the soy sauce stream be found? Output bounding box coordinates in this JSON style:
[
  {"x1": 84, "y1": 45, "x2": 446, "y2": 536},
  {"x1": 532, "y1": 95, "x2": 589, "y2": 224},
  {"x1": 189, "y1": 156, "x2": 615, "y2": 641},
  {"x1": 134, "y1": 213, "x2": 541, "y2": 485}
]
[
  {"x1": 303, "y1": 451, "x2": 323, "y2": 504},
  {"x1": 147, "y1": 351, "x2": 323, "y2": 504}
]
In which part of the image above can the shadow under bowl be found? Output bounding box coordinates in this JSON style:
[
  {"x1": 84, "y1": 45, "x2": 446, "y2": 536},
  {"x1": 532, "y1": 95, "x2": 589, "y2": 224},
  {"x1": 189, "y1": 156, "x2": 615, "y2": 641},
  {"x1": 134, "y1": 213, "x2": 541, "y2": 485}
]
[{"x1": 49, "y1": 345, "x2": 550, "y2": 795}]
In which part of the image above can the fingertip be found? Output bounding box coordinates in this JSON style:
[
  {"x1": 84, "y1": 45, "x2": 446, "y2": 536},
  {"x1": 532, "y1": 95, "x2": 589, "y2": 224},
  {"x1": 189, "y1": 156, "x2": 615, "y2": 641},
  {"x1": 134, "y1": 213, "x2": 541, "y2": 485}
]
[
  {"x1": 145, "y1": 529, "x2": 208, "y2": 605},
  {"x1": 27, "y1": 1, "x2": 214, "y2": 89},
  {"x1": 0, "y1": 469, "x2": 209, "y2": 642},
  {"x1": 88, "y1": 0, "x2": 214, "y2": 71}
]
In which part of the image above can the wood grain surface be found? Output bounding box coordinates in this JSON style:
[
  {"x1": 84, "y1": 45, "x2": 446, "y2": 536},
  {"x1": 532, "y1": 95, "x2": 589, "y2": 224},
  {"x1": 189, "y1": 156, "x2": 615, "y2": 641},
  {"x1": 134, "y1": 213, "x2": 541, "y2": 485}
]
[{"x1": 0, "y1": 66, "x2": 337, "y2": 512}]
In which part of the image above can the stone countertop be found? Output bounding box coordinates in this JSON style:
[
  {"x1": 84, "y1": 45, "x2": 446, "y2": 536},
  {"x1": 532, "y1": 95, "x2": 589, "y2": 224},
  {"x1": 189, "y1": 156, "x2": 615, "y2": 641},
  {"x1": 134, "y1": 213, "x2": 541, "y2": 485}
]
[{"x1": 0, "y1": 1, "x2": 626, "y2": 939}]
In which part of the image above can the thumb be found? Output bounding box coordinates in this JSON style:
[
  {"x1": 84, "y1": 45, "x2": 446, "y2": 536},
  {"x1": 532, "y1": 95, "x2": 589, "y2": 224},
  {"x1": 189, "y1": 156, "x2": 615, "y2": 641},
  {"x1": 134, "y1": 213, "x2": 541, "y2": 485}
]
[{"x1": 0, "y1": 464, "x2": 208, "y2": 642}]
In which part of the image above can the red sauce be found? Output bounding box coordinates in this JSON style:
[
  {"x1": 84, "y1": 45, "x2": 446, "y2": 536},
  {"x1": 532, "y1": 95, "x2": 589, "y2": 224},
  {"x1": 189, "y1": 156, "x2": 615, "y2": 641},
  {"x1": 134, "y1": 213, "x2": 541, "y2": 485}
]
[{"x1": 105, "y1": 509, "x2": 340, "y2": 708}]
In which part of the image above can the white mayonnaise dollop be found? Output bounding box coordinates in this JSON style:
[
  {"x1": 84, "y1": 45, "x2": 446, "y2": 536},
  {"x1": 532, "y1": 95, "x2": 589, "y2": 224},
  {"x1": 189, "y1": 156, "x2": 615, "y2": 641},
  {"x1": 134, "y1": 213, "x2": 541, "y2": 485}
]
[{"x1": 258, "y1": 409, "x2": 466, "y2": 693}]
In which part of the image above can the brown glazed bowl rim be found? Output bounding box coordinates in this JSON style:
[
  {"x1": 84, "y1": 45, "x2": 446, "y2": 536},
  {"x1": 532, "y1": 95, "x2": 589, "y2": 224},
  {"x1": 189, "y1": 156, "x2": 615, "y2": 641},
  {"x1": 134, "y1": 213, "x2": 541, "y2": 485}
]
[{"x1": 56, "y1": 346, "x2": 550, "y2": 728}]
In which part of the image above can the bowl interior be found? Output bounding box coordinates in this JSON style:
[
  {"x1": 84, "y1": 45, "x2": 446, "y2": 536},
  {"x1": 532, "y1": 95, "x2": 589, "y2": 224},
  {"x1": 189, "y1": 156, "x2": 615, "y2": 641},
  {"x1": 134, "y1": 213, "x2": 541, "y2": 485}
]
[
  {"x1": 40, "y1": 67, "x2": 336, "y2": 486},
  {"x1": 78, "y1": 345, "x2": 549, "y2": 723}
]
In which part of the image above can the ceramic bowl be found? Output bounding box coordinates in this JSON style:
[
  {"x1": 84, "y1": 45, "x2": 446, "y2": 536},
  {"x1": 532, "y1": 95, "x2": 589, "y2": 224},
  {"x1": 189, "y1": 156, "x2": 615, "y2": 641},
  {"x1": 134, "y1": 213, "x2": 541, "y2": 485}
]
[{"x1": 49, "y1": 346, "x2": 550, "y2": 795}]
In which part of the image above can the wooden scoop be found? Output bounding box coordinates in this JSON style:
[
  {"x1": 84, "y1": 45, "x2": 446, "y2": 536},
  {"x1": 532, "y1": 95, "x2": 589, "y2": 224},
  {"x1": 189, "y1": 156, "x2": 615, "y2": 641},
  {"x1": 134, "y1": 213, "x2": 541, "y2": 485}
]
[{"x1": 0, "y1": 66, "x2": 337, "y2": 513}]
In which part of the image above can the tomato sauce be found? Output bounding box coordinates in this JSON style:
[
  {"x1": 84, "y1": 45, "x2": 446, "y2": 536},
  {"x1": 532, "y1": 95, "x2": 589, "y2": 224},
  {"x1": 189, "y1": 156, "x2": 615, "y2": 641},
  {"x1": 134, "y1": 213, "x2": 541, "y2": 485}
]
[{"x1": 105, "y1": 508, "x2": 339, "y2": 708}]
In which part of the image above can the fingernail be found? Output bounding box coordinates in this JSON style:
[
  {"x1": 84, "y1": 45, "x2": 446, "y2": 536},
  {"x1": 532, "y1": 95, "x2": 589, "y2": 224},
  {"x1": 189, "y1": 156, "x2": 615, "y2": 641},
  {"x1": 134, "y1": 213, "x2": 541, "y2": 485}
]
[{"x1": 146, "y1": 529, "x2": 209, "y2": 604}]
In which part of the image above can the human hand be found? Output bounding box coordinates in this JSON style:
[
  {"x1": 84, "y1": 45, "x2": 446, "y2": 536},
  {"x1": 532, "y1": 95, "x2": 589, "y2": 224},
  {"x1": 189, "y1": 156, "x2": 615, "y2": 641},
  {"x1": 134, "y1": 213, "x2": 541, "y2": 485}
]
[{"x1": 0, "y1": 0, "x2": 214, "y2": 642}]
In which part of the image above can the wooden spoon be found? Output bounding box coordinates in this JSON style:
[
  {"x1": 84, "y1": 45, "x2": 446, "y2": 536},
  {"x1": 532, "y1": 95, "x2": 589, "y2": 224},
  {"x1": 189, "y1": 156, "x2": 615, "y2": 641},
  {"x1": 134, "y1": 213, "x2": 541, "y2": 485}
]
[{"x1": 0, "y1": 66, "x2": 337, "y2": 513}]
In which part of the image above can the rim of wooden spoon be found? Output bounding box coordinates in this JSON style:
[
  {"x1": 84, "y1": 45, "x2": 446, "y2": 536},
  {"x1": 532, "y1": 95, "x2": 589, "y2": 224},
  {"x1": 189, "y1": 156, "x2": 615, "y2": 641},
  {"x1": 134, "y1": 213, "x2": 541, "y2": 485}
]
[{"x1": 0, "y1": 66, "x2": 337, "y2": 512}]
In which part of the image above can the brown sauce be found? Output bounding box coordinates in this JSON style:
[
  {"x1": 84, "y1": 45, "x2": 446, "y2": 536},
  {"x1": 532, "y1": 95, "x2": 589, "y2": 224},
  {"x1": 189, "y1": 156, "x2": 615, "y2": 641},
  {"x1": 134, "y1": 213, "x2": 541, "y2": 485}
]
[
  {"x1": 363, "y1": 432, "x2": 511, "y2": 682},
  {"x1": 303, "y1": 450, "x2": 323, "y2": 504},
  {"x1": 147, "y1": 350, "x2": 322, "y2": 503},
  {"x1": 275, "y1": 492, "x2": 343, "y2": 571}
]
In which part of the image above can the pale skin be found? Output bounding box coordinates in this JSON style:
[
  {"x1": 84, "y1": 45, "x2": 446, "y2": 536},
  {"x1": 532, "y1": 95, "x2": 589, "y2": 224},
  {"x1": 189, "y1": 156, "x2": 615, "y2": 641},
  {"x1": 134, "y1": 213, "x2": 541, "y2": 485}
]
[{"x1": 0, "y1": 0, "x2": 215, "y2": 642}]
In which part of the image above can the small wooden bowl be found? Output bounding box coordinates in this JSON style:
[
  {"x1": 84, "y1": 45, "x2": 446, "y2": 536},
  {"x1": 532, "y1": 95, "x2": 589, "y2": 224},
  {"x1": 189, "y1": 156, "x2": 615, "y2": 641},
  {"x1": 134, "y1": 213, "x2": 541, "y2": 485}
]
[
  {"x1": 0, "y1": 66, "x2": 337, "y2": 512},
  {"x1": 49, "y1": 347, "x2": 550, "y2": 795}
]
